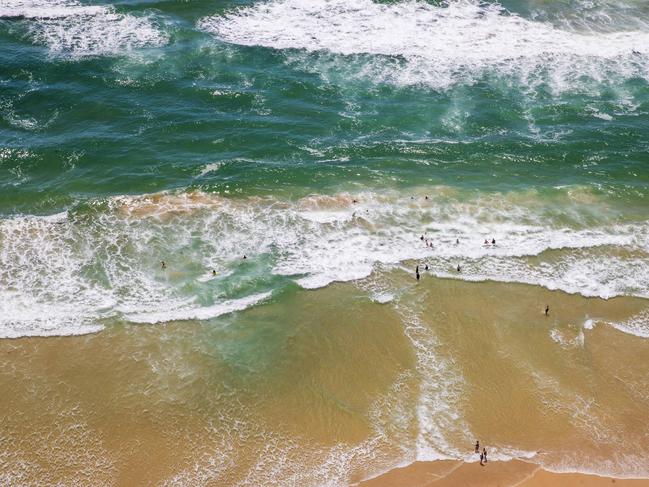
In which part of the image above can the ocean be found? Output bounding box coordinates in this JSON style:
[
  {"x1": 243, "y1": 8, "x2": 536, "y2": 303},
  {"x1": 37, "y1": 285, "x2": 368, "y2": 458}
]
[{"x1": 1, "y1": 0, "x2": 649, "y2": 484}]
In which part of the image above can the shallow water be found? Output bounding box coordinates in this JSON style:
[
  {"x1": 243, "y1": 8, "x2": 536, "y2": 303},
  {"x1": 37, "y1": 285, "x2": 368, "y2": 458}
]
[{"x1": 1, "y1": 0, "x2": 649, "y2": 483}]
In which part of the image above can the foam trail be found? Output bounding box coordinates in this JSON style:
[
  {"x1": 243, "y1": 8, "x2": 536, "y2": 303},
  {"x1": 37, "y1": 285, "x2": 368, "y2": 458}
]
[
  {"x1": 606, "y1": 309, "x2": 649, "y2": 338},
  {"x1": 1, "y1": 0, "x2": 168, "y2": 58},
  {"x1": 126, "y1": 292, "x2": 272, "y2": 324},
  {"x1": 199, "y1": 0, "x2": 649, "y2": 90}
]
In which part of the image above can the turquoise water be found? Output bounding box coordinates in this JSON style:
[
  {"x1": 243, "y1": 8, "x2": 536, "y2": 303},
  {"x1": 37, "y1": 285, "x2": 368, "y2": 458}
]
[{"x1": 1, "y1": 0, "x2": 649, "y2": 337}]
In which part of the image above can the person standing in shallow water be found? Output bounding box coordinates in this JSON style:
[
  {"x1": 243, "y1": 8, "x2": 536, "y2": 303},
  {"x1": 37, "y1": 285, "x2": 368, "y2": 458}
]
[
  {"x1": 480, "y1": 450, "x2": 484, "y2": 466},
  {"x1": 475, "y1": 440, "x2": 479, "y2": 453},
  {"x1": 483, "y1": 448, "x2": 488, "y2": 464},
  {"x1": 415, "y1": 265, "x2": 420, "y2": 281}
]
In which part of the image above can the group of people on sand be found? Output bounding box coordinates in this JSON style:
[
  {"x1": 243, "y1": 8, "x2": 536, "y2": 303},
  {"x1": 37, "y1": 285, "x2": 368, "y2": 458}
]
[{"x1": 475, "y1": 441, "x2": 488, "y2": 466}]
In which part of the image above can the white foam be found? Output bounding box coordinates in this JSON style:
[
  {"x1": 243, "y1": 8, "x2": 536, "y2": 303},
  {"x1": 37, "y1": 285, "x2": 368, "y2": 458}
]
[
  {"x1": 550, "y1": 328, "x2": 585, "y2": 348},
  {"x1": 198, "y1": 162, "x2": 223, "y2": 177},
  {"x1": 126, "y1": 291, "x2": 272, "y2": 324},
  {"x1": 2, "y1": 188, "x2": 648, "y2": 338},
  {"x1": 0, "y1": 0, "x2": 103, "y2": 19},
  {"x1": 392, "y1": 296, "x2": 468, "y2": 461},
  {"x1": 2, "y1": 0, "x2": 168, "y2": 58},
  {"x1": 199, "y1": 0, "x2": 649, "y2": 90},
  {"x1": 606, "y1": 308, "x2": 649, "y2": 338}
]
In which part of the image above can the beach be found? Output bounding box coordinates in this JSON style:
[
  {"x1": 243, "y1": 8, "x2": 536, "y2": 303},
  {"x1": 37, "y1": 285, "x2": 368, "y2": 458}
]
[
  {"x1": 361, "y1": 460, "x2": 649, "y2": 487},
  {"x1": 2, "y1": 0, "x2": 649, "y2": 483},
  {"x1": 2, "y1": 276, "x2": 649, "y2": 485}
]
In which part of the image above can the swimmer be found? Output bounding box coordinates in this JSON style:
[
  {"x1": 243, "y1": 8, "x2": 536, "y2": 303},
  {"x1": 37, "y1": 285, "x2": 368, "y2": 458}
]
[{"x1": 161, "y1": 261, "x2": 166, "y2": 269}]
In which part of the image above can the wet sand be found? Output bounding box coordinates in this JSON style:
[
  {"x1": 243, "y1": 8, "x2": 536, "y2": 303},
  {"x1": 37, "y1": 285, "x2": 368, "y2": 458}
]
[
  {"x1": 360, "y1": 460, "x2": 649, "y2": 487},
  {"x1": 2, "y1": 274, "x2": 649, "y2": 485}
]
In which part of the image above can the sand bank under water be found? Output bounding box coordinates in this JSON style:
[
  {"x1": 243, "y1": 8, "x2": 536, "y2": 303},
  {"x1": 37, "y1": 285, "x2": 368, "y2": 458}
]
[
  {"x1": 359, "y1": 459, "x2": 649, "y2": 486},
  {"x1": 1, "y1": 274, "x2": 649, "y2": 485}
]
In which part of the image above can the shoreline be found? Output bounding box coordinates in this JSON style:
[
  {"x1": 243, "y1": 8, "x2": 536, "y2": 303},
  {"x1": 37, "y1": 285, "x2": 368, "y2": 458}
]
[{"x1": 358, "y1": 459, "x2": 649, "y2": 487}]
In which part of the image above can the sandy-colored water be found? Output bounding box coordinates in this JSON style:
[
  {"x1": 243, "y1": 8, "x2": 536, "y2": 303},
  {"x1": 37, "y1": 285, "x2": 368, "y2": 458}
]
[{"x1": 2, "y1": 272, "x2": 649, "y2": 485}]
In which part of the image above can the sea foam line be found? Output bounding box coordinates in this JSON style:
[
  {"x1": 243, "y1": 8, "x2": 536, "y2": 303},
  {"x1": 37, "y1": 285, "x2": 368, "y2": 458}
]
[{"x1": 199, "y1": 0, "x2": 649, "y2": 90}]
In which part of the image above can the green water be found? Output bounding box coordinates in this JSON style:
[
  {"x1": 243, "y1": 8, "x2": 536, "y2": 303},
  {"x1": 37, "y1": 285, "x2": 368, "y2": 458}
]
[{"x1": 1, "y1": 0, "x2": 649, "y2": 333}]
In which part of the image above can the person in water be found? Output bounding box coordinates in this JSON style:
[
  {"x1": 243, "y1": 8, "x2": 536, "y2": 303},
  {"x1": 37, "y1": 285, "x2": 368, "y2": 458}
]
[
  {"x1": 483, "y1": 448, "x2": 488, "y2": 464},
  {"x1": 416, "y1": 265, "x2": 420, "y2": 280},
  {"x1": 212, "y1": 269, "x2": 217, "y2": 277},
  {"x1": 457, "y1": 264, "x2": 461, "y2": 272},
  {"x1": 243, "y1": 255, "x2": 247, "y2": 259},
  {"x1": 480, "y1": 451, "x2": 484, "y2": 466},
  {"x1": 161, "y1": 261, "x2": 166, "y2": 269},
  {"x1": 475, "y1": 440, "x2": 480, "y2": 453},
  {"x1": 492, "y1": 238, "x2": 496, "y2": 245},
  {"x1": 545, "y1": 305, "x2": 549, "y2": 316},
  {"x1": 484, "y1": 239, "x2": 489, "y2": 245},
  {"x1": 425, "y1": 264, "x2": 429, "y2": 271}
]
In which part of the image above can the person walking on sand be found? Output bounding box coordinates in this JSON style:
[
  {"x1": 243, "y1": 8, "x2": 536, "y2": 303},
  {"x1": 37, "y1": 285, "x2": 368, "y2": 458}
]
[
  {"x1": 480, "y1": 450, "x2": 484, "y2": 466},
  {"x1": 545, "y1": 305, "x2": 549, "y2": 316},
  {"x1": 483, "y1": 448, "x2": 488, "y2": 464},
  {"x1": 475, "y1": 440, "x2": 479, "y2": 453}
]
